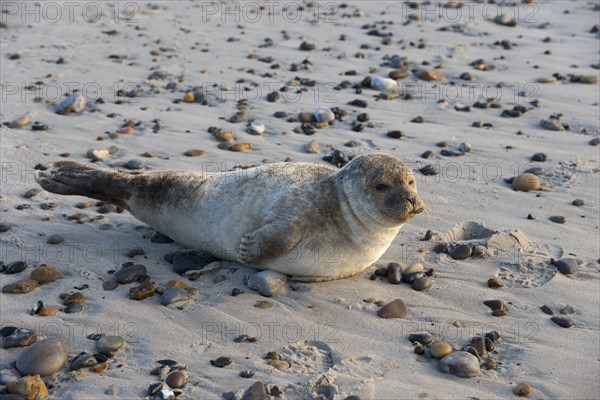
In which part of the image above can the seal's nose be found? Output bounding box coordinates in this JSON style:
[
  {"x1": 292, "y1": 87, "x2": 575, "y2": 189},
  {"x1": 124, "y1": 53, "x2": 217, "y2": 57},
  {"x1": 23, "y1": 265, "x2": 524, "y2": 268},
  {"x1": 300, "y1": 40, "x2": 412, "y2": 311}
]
[{"x1": 409, "y1": 194, "x2": 425, "y2": 214}]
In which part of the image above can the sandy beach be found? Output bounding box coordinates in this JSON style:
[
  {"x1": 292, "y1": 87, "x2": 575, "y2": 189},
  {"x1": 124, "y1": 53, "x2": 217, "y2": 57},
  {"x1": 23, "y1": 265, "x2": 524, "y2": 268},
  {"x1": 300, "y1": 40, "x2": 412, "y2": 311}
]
[{"x1": 1, "y1": 1, "x2": 599, "y2": 399}]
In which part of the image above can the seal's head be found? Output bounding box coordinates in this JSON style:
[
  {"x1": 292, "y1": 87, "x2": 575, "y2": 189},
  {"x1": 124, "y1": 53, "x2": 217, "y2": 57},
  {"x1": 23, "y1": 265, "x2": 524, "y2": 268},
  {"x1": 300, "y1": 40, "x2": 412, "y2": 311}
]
[{"x1": 336, "y1": 153, "x2": 425, "y2": 228}]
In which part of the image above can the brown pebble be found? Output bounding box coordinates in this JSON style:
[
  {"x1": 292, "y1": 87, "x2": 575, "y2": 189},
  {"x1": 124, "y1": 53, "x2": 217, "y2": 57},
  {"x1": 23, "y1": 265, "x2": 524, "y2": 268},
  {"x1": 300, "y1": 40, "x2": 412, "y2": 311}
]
[
  {"x1": 487, "y1": 277, "x2": 504, "y2": 288},
  {"x1": 38, "y1": 306, "x2": 60, "y2": 316},
  {"x1": 377, "y1": 299, "x2": 409, "y2": 319},
  {"x1": 129, "y1": 281, "x2": 155, "y2": 300},
  {"x1": 166, "y1": 370, "x2": 187, "y2": 389},
  {"x1": 484, "y1": 359, "x2": 497, "y2": 370},
  {"x1": 2, "y1": 279, "x2": 40, "y2": 294},
  {"x1": 430, "y1": 342, "x2": 452, "y2": 358},
  {"x1": 30, "y1": 266, "x2": 63, "y2": 284},
  {"x1": 513, "y1": 383, "x2": 532, "y2": 397},
  {"x1": 90, "y1": 362, "x2": 109, "y2": 373},
  {"x1": 184, "y1": 149, "x2": 205, "y2": 157},
  {"x1": 483, "y1": 299, "x2": 504, "y2": 311},
  {"x1": 63, "y1": 292, "x2": 84, "y2": 306},
  {"x1": 417, "y1": 69, "x2": 444, "y2": 81},
  {"x1": 6, "y1": 375, "x2": 49, "y2": 400},
  {"x1": 512, "y1": 173, "x2": 541, "y2": 191},
  {"x1": 229, "y1": 143, "x2": 252, "y2": 152},
  {"x1": 214, "y1": 130, "x2": 234, "y2": 142},
  {"x1": 166, "y1": 280, "x2": 187, "y2": 288},
  {"x1": 183, "y1": 92, "x2": 195, "y2": 103}
]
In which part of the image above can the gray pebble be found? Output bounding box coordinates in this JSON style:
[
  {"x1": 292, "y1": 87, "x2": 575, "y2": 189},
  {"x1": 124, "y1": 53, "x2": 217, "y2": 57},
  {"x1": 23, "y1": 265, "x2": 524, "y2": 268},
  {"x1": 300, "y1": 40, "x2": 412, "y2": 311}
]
[
  {"x1": 242, "y1": 381, "x2": 269, "y2": 400},
  {"x1": 408, "y1": 332, "x2": 433, "y2": 345},
  {"x1": 3, "y1": 261, "x2": 27, "y2": 274},
  {"x1": 440, "y1": 351, "x2": 480, "y2": 378},
  {"x1": 448, "y1": 244, "x2": 472, "y2": 260},
  {"x1": 412, "y1": 276, "x2": 432, "y2": 291},
  {"x1": 102, "y1": 280, "x2": 119, "y2": 291},
  {"x1": 173, "y1": 249, "x2": 217, "y2": 274},
  {"x1": 126, "y1": 159, "x2": 145, "y2": 170},
  {"x1": 211, "y1": 356, "x2": 232, "y2": 368},
  {"x1": 2, "y1": 329, "x2": 37, "y2": 349},
  {"x1": 161, "y1": 287, "x2": 191, "y2": 306},
  {"x1": 0, "y1": 223, "x2": 11, "y2": 232},
  {"x1": 63, "y1": 303, "x2": 83, "y2": 313},
  {"x1": 551, "y1": 316, "x2": 574, "y2": 328},
  {"x1": 549, "y1": 215, "x2": 566, "y2": 224},
  {"x1": 16, "y1": 339, "x2": 68, "y2": 376},
  {"x1": 96, "y1": 335, "x2": 124, "y2": 356},
  {"x1": 246, "y1": 270, "x2": 287, "y2": 297},
  {"x1": 70, "y1": 353, "x2": 98, "y2": 370},
  {"x1": 554, "y1": 258, "x2": 580, "y2": 275},
  {"x1": 571, "y1": 199, "x2": 584, "y2": 206},
  {"x1": 114, "y1": 264, "x2": 147, "y2": 284},
  {"x1": 0, "y1": 368, "x2": 20, "y2": 385},
  {"x1": 47, "y1": 234, "x2": 64, "y2": 245},
  {"x1": 559, "y1": 305, "x2": 574, "y2": 314},
  {"x1": 386, "y1": 263, "x2": 402, "y2": 284},
  {"x1": 471, "y1": 245, "x2": 487, "y2": 258}
]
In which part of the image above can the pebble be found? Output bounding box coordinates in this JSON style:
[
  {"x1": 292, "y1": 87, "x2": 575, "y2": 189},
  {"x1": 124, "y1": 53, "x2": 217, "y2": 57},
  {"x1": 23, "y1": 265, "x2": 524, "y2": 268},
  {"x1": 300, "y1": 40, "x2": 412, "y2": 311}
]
[
  {"x1": 512, "y1": 173, "x2": 541, "y2": 191},
  {"x1": 417, "y1": 69, "x2": 444, "y2": 81},
  {"x1": 571, "y1": 199, "x2": 584, "y2": 206},
  {"x1": 299, "y1": 41, "x2": 315, "y2": 51},
  {"x1": 173, "y1": 250, "x2": 217, "y2": 273},
  {"x1": 551, "y1": 316, "x2": 574, "y2": 328},
  {"x1": 63, "y1": 303, "x2": 83, "y2": 313},
  {"x1": 348, "y1": 99, "x2": 368, "y2": 108},
  {"x1": 242, "y1": 381, "x2": 269, "y2": 400},
  {"x1": 531, "y1": 153, "x2": 547, "y2": 162},
  {"x1": 184, "y1": 149, "x2": 205, "y2": 157},
  {"x1": 458, "y1": 142, "x2": 471, "y2": 153},
  {"x1": 408, "y1": 332, "x2": 433, "y2": 345},
  {"x1": 2, "y1": 329, "x2": 37, "y2": 348},
  {"x1": 56, "y1": 93, "x2": 86, "y2": 115},
  {"x1": 30, "y1": 266, "x2": 62, "y2": 284},
  {"x1": 403, "y1": 263, "x2": 424, "y2": 275},
  {"x1": 388, "y1": 69, "x2": 409, "y2": 80},
  {"x1": 87, "y1": 148, "x2": 110, "y2": 161},
  {"x1": 3, "y1": 261, "x2": 27, "y2": 274},
  {"x1": 38, "y1": 306, "x2": 60, "y2": 316},
  {"x1": 560, "y1": 305, "x2": 574, "y2": 314},
  {"x1": 6, "y1": 375, "x2": 49, "y2": 399},
  {"x1": 412, "y1": 276, "x2": 431, "y2": 291},
  {"x1": 386, "y1": 263, "x2": 402, "y2": 284},
  {"x1": 440, "y1": 351, "x2": 480, "y2": 378},
  {"x1": 298, "y1": 112, "x2": 315, "y2": 123},
  {"x1": 247, "y1": 270, "x2": 287, "y2": 297},
  {"x1": 161, "y1": 287, "x2": 191, "y2": 306},
  {"x1": 513, "y1": 383, "x2": 533, "y2": 397},
  {"x1": 314, "y1": 106, "x2": 335, "y2": 123},
  {"x1": 472, "y1": 245, "x2": 487, "y2": 258},
  {"x1": 386, "y1": 130, "x2": 403, "y2": 139},
  {"x1": 229, "y1": 142, "x2": 252, "y2": 152},
  {"x1": 484, "y1": 299, "x2": 504, "y2": 311},
  {"x1": 90, "y1": 362, "x2": 109, "y2": 373},
  {"x1": 126, "y1": 248, "x2": 145, "y2": 258},
  {"x1": 268, "y1": 360, "x2": 290, "y2": 370},
  {"x1": 32, "y1": 121, "x2": 49, "y2": 131},
  {"x1": 3, "y1": 279, "x2": 40, "y2": 294},
  {"x1": 16, "y1": 339, "x2": 67, "y2": 376},
  {"x1": 0, "y1": 368, "x2": 20, "y2": 385},
  {"x1": 492, "y1": 309, "x2": 507, "y2": 317},
  {"x1": 306, "y1": 140, "x2": 321, "y2": 154},
  {"x1": 96, "y1": 335, "x2": 124, "y2": 356},
  {"x1": 554, "y1": 258, "x2": 580, "y2": 275},
  {"x1": 211, "y1": 357, "x2": 232, "y2": 368},
  {"x1": 114, "y1": 264, "x2": 147, "y2": 284},
  {"x1": 548, "y1": 215, "x2": 566, "y2": 224},
  {"x1": 129, "y1": 281, "x2": 155, "y2": 300},
  {"x1": 248, "y1": 121, "x2": 265, "y2": 135},
  {"x1": 8, "y1": 114, "x2": 30, "y2": 128},
  {"x1": 63, "y1": 292, "x2": 84, "y2": 306},
  {"x1": 183, "y1": 91, "x2": 195, "y2": 103},
  {"x1": 254, "y1": 300, "x2": 275, "y2": 309},
  {"x1": 126, "y1": 159, "x2": 145, "y2": 170},
  {"x1": 540, "y1": 305, "x2": 554, "y2": 315},
  {"x1": 431, "y1": 342, "x2": 453, "y2": 358},
  {"x1": 487, "y1": 277, "x2": 505, "y2": 288},
  {"x1": 70, "y1": 353, "x2": 98, "y2": 370},
  {"x1": 448, "y1": 244, "x2": 472, "y2": 260},
  {"x1": 377, "y1": 299, "x2": 409, "y2": 319},
  {"x1": 370, "y1": 76, "x2": 398, "y2": 92},
  {"x1": 0, "y1": 223, "x2": 11, "y2": 232},
  {"x1": 166, "y1": 371, "x2": 187, "y2": 389},
  {"x1": 46, "y1": 234, "x2": 64, "y2": 245},
  {"x1": 541, "y1": 118, "x2": 565, "y2": 131},
  {"x1": 40, "y1": 202, "x2": 58, "y2": 211},
  {"x1": 23, "y1": 188, "x2": 41, "y2": 198}
]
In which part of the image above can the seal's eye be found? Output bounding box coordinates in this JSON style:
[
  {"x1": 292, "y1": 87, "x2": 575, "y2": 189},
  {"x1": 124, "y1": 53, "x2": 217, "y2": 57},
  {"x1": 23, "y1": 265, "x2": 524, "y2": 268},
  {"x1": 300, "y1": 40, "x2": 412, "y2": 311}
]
[
  {"x1": 375, "y1": 183, "x2": 392, "y2": 192},
  {"x1": 408, "y1": 180, "x2": 415, "y2": 185}
]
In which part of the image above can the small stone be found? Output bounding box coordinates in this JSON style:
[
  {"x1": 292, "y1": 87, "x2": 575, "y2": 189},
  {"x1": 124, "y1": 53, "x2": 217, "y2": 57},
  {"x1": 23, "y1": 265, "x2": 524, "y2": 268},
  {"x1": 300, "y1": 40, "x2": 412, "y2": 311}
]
[
  {"x1": 417, "y1": 69, "x2": 444, "y2": 81},
  {"x1": 0, "y1": 223, "x2": 11, "y2": 232},
  {"x1": 572, "y1": 199, "x2": 584, "y2": 206},
  {"x1": 370, "y1": 76, "x2": 398, "y2": 92},
  {"x1": 549, "y1": 215, "x2": 566, "y2": 224},
  {"x1": 440, "y1": 351, "x2": 480, "y2": 378},
  {"x1": 89, "y1": 362, "x2": 108, "y2": 373},
  {"x1": 541, "y1": 118, "x2": 565, "y2": 131},
  {"x1": 23, "y1": 188, "x2": 41, "y2": 198},
  {"x1": 9, "y1": 114, "x2": 30, "y2": 128},
  {"x1": 70, "y1": 353, "x2": 98, "y2": 371},
  {"x1": 560, "y1": 305, "x2": 574, "y2": 314},
  {"x1": 148, "y1": 382, "x2": 164, "y2": 396},
  {"x1": 554, "y1": 258, "x2": 580, "y2": 275},
  {"x1": 2, "y1": 329, "x2": 37, "y2": 348},
  {"x1": 531, "y1": 153, "x2": 547, "y2": 162},
  {"x1": 173, "y1": 250, "x2": 216, "y2": 273},
  {"x1": 484, "y1": 359, "x2": 497, "y2": 370},
  {"x1": 114, "y1": 264, "x2": 147, "y2": 284},
  {"x1": 214, "y1": 130, "x2": 234, "y2": 142},
  {"x1": 487, "y1": 278, "x2": 504, "y2": 288},
  {"x1": 266, "y1": 351, "x2": 281, "y2": 360},
  {"x1": 513, "y1": 383, "x2": 533, "y2": 397},
  {"x1": 314, "y1": 106, "x2": 335, "y2": 123},
  {"x1": 254, "y1": 300, "x2": 275, "y2": 309},
  {"x1": 448, "y1": 244, "x2": 472, "y2": 260},
  {"x1": 87, "y1": 148, "x2": 110, "y2": 161},
  {"x1": 388, "y1": 69, "x2": 409, "y2": 80},
  {"x1": 211, "y1": 357, "x2": 232, "y2": 368},
  {"x1": 386, "y1": 130, "x2": 403, "y2": 139},
  {"x1": 63, "y1": 303, "x2": 83, "y2": 314},
  {"x1": 30, "y1": 266, "x2": 62, "y2": 284},
  {"x1": 408, "y1": 332, "x2": 433, "y2": 345},
  {"x1": 240, "y1": 370, "x2": 255, "y2": 378},
  {"x1": 126, "y1": 248, "x2": 145, "y2": 257},
  {"x1": 248, "y1": 121, "x2": 265, "y2": 135},
  {"x1": 161, "y1": 287, "x2": 191, "y2": 306},
  {"x1": 184, "y1": 149, "x2": 205, "y2": 157},
  {"x1": 412, "y1": 276, "x2": 431, "y2": 291},
  {"x1": 0, "y1": 368, "x2": 20, "y2": 385},
  {"x1": 102, "y1": 280, "x2": 118, "y2": 291},
  {"x1": 129, "y1": 281, "x2": 155, "y2": 300},
  {"x1": 229, "y1": 143, "x2": 252, "y2": 152},
  {"x1": 431, "y1": 342, "x2": 453, "y2": 358},
  {"x1": 404, "y1": 263, "x2": 424, "y2": 275},
  {"x1": 299, "y1": 41, "x2": 315, "y2": 51},
  {"x1": 183, "y1": 92, "x2": 195, "y2": 103},
  {"x1": 247, "y1": 270, "x2": 287, "y2": 297},
  {"x1": 16, "y1": 339, "x2": 68, "y2": 376},
  {"x1": 96, "y1": 335, "x2": 124, "y2": 356},
  {"x1": 46, "y1": 234, "x2": 64, "y2": 245},
  {"x1": 3, "y1": 261, "x2": 27, "y2": 274},
  {"x1": 56, "y1": 93, "x2": 86, "y2": 115},
  {"x1": 305, "y1": 140, "x2": 321, "y2": 154},
  {"x1": 540, "y1": 305, "x2": 554, "y2": 315},
  {"x1": 3, "y1": 279, "x2": 40, "y2": 294},
  {"x1": 126, "y1": 159, "x2": 145, "y2": 170},
  {"x1": 38, "y1": 306, "x2": 60, "y2": 316},
  {"x1": 231, "y1": 288, "x2": 244, "y2": 296},
  {"x1": 6, "y1": 375, "x2": 49, "y2": 400},
  {"x1": 348, "y1": 99, "x2": 368, "y2": 108},
  {"x1": 492, "y1": 309, "x2": 507, "y2": 317},
  {"x1": 63, "y1": 292, "x2": 84, "y2": 306},
  {"x1": 0, "y1": 326, "x2": 18, "y2": 337},
  {"x1": 472, "y1": 245, "x2": 487, "y2": 258},
  {"x1": 512, "y1": 173, "x2": 541, "y2": 191},
  {"x1": 298, "y1": 112, "x2": 315, "y2": 123},
  {"x1": 551, "y1": 316, "x2": 574, "y2": 328},
  {"x1": 268, "y1": 360, "x2": 290, "y2": 370},
  {"x1": 377, "y1": 299, "x2": 409, "y2": 319},
  {"x1": 166, "y1": 370, "x2": 187, "y2": 389},
  {"x1": 386, "y1": 263, "x2": 402, "y2": 284},
  {"x1": 242, "y1": 382, "x2": 269, "y2": 400},
  {"x1": 484, "y1": 299, "x2": 504, "y2": 311}
]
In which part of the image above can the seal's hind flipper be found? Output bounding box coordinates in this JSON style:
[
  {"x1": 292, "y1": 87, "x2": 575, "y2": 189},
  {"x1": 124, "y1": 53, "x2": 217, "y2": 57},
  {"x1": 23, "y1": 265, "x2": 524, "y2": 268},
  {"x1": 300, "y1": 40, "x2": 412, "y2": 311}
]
[{"x1": 35, "y1": 161, "x2": 134, "y2": 209}]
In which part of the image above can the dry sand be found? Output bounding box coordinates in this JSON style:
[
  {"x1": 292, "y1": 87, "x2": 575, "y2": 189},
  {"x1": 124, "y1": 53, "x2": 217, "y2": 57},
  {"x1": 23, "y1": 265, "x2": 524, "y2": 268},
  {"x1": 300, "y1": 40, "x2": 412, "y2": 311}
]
[{"x1": 1, "y1": 1, "x2": 599, "y2": 399}]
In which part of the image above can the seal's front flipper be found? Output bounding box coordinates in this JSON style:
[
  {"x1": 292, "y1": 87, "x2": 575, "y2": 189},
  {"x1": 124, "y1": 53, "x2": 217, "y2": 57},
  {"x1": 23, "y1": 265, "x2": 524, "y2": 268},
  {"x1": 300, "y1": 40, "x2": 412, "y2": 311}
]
[{"x1": 238, "y1": 223, "x2": 301, "y2": 267}]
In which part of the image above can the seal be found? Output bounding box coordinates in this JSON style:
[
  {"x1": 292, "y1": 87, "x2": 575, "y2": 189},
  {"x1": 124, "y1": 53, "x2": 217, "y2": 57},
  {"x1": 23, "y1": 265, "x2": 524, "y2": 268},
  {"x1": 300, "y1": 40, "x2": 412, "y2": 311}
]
[{"x1": 35, "y1": 153, "x2": 425, "y2": 281}]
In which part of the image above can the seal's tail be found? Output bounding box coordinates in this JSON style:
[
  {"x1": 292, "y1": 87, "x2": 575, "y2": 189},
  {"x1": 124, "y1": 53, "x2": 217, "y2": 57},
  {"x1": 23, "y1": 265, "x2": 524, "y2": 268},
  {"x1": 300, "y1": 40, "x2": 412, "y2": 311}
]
[{"x1": 35, "y1": 161, "x2": 133, "y2": 209}]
